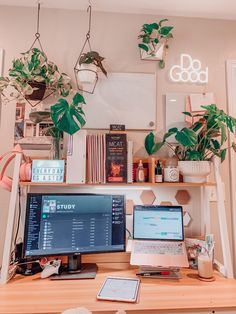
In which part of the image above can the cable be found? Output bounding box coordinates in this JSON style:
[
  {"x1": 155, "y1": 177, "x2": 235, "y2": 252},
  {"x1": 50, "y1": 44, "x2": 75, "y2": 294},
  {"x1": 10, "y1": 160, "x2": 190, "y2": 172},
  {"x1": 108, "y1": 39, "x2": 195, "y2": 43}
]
[
  {"x1": 14, "y1": 186, "x2": 22, "y2": 246},
  {"x1": 126, "y1": 228, "x2": 132, "y2": 239}
]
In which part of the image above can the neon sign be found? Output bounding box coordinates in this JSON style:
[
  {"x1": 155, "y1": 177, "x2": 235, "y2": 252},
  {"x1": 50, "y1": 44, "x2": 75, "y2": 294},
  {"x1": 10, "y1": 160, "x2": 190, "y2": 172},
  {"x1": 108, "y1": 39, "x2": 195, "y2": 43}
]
[{"x1": 169, "y1": 54, "x2": 208, "y2": 84}]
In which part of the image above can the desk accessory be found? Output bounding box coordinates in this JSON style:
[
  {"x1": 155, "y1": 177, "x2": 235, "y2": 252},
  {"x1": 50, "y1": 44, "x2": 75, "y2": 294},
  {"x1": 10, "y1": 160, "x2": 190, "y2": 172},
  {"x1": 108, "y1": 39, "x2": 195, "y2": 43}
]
[
  {"x1": 31, "y1": 159, "x2": 64, "y2": 183},
  {"x1": 41, "y1": 259, "x2": 62, "y2": 278},
  {"x1": 97, "y1": 277, "x2": 140, "y2": 303}
]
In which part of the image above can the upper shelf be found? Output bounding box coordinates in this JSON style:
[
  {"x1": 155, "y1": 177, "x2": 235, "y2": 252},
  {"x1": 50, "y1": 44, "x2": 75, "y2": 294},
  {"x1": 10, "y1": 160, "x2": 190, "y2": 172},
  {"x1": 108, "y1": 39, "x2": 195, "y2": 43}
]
[{"x1": 19, "y1": 182, "x2": 216, "y2": 187}]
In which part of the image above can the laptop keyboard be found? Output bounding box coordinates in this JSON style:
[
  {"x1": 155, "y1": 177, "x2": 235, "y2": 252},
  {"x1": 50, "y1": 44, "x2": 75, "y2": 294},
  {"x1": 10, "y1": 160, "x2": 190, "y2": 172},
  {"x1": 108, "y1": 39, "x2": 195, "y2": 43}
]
[{"x1": 133, "y1": 242, "x2": 184, "y2": 256}]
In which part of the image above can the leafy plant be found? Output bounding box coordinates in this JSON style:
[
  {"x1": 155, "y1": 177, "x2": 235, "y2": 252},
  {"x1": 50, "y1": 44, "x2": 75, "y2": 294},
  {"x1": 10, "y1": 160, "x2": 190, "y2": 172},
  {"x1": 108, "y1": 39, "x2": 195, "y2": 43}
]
[
  {"x1": 0, "y1": 48, "x2": 72, "y2": 101},
  {"x1": 79, "y1": 51, "x2": 107, "y2": 76},
  {"x1": 29, "y1": 92, "x2": 86, "y2": 136},
  {"x1": 145, "y1": 104, "x2": 236, "y2": 162},
  {"x1": 138, "y1": 19, "x2": 174, "y2": 68}
]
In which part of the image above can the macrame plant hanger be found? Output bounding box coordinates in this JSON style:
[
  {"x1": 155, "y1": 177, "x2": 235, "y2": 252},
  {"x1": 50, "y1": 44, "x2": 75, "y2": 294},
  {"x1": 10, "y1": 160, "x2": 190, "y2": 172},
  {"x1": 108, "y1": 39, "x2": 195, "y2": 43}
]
[
  {"x1": 74, "y1": 3, "x2": 98, "y2": 94},
  {"x1": 24, "y1": 1, "x2": 56, "y2": 107}
]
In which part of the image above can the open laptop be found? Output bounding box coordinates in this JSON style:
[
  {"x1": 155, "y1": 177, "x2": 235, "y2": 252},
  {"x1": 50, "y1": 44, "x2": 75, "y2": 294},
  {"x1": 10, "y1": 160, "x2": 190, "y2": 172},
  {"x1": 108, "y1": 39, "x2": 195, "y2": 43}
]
[{"x1": 130, "y1": 205, "x2": 189, "y2": 268}]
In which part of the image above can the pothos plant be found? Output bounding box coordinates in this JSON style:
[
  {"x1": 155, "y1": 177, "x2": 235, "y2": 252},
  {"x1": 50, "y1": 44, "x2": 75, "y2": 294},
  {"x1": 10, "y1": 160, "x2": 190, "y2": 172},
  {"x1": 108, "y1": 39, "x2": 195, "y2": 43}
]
[
  {"x1": 79, "y1": 51, "x2": 107, "y2": 76},
  {"x1": 145, "y1": 104, "x2": 236, "y2": 162},
  {"x1": 0, "y1": 48, "x2": 72, "y2": 102},
  {"x1": 138, "y1": 19, "x2": 174, "y2": 68}
]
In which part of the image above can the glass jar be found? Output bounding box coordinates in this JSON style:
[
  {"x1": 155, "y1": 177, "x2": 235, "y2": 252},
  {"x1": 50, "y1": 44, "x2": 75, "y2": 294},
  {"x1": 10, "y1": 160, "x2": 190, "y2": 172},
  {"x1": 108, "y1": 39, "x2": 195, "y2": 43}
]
[{"x1": 49, "y1": 137, "x2": 61, "y2": 160}]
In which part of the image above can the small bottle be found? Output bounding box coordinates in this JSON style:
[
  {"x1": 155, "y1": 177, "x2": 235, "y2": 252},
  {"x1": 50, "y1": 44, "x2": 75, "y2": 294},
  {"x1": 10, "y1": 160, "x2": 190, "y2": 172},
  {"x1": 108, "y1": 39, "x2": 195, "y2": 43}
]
[
  {"x1": 136, "y1": 160, "x2": 145, "y2": 182},
  {"x1": 155, "y1": 161, "x2": 163, "y2": 183}
]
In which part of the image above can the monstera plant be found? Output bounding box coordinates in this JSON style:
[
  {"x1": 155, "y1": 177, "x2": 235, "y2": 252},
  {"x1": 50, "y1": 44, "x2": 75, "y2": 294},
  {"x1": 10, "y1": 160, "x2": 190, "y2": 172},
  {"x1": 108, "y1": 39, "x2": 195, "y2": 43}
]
[
  {"x1": 30, "y1": 92, "x2": 86, "y2": 159},
  {"x1": 145, "y1": 104, "x2": 236, "y2": 182}
]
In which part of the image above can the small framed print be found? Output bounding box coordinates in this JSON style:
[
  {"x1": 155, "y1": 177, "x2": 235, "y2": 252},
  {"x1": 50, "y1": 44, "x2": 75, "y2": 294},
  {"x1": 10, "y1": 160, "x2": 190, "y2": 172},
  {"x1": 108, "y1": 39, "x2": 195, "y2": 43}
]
[{"x1": 31, "y1": 160, "x2": 65, "y2": 183}]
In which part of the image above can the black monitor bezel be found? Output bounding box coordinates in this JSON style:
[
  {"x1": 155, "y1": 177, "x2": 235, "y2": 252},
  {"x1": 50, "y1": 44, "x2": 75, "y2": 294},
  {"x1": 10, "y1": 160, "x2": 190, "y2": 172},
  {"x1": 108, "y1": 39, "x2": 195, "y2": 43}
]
[
  {"x1": 23, "y1": 193, "x2": 126, "y2": 258},
  {"x1": 133, "y1": 205, "x2": 184, "y2": 241}
]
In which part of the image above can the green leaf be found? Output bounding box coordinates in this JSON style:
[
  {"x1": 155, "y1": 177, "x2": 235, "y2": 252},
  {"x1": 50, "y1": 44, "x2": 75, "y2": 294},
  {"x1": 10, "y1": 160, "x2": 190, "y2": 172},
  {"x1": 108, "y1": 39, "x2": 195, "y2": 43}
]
[
  {"x1": 150, "y1": 23, "x2": 159, "y2": 30},
  {"x1": 138, "y1": 43, "x2": 149, "y2": 52},
  {"x1": 220, "y1": 149, "x2": 226, "y2": 162},
  {"x1": 73, "y1": 92, "x2": 86, "y2": 106},
  {"x1": 29, "y1": 111, "x2": 51, "y2": 124},
  {"x1": 159, "y1": 60, "x2": 165, "y2": 69},
  {"x1": 142, "y1": 35, "x2": 150, "y2": 44},
  {"x1": 211, "y1": 139, "x2": 220, "y2": 150},
  {"x1": 144, "y1": 132, "x2": 155, "y2": 155},
  {"x1": 192, "y1": 121, "x2": 203, "y2": 132},
  {"x1": 163, "y1": 128, "x2": 178, "y2": 140},
  {"x1": 186, "y1": 150, "x2": 203, "y2": 161},
  {"x1": 152, "y1": 141, "x2": 164, "y2": 154},
  {"x1": 159, "y1": 26, "x2": 173, "y2": 36},
  {"x1": 153, "y1": 38, "x2": 159, "y2": 44},
  {"x1": 51, "y1": 97, "x2": 86, "y2": 135},
  {"x1": 182, "y1": 111, "x2": 192, "y2": 117},
  {"x1": 159, "y1": 19, "x2": 168, "y2": 26},
  {"x1": 175, "y1": 128, "x2": 197, "y2": 147}
]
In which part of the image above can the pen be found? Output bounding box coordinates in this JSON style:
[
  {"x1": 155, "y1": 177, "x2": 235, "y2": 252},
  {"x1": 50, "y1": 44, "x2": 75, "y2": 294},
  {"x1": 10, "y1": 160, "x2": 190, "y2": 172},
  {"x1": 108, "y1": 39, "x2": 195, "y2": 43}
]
[{"x1": 137, "y1": 271, "x2": 170, "y2": 276}]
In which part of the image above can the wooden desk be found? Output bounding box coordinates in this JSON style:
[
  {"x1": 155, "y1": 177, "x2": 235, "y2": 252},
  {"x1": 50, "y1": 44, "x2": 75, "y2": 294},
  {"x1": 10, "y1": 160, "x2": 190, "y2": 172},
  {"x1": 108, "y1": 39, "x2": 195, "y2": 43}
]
[{"x1": 0, "y1": 258, "x2": 236, "y2": 314}]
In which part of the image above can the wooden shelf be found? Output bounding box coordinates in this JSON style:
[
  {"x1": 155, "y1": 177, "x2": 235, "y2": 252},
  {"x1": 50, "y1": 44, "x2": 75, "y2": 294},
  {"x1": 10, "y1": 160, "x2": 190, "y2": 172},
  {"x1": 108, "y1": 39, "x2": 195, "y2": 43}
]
[{"x1": 19, "y1": 181, "x2": 216, "y2": 187}]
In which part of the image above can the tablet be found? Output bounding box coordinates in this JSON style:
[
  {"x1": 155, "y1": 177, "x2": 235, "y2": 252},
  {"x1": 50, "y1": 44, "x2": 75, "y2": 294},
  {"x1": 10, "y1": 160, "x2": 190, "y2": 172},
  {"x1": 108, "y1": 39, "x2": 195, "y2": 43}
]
[{"x1": 97, "y1": 276, "x2": 140, "y2": 303}]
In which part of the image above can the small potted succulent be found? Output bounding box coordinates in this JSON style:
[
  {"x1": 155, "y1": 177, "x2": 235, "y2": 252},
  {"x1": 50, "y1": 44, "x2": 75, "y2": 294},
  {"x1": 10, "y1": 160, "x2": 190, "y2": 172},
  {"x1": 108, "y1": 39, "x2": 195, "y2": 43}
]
[
  {"x1": 0, "y1": 48, "x2": 72, "y2": 103},
  {"x1": 138, "y1": 19, "x2": 174, "y2": 68},
  {"x1": 77, "y1": 50, "x2": 107, "y2": 83},
  {"x1": 145, "y1": 104, "x2": 236, "y2": 182}
]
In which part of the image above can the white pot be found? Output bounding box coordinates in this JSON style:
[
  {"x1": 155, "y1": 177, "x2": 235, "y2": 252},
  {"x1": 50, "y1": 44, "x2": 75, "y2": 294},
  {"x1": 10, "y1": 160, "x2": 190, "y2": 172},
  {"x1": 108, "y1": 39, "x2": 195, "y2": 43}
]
[
  {"x1": 77, "y1": 63, "x2": 97, "y2": 83},
  {"x1": 178, "y1": 161, "x2": 211, "y2": 183},
  {"x1": 140, "y1": 42, "x2": 165, "y2": 61}
]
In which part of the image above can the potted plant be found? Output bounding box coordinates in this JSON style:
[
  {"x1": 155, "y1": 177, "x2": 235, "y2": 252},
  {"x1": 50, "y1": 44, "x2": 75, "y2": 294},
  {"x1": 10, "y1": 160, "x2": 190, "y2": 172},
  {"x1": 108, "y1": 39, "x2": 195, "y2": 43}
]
[
  {"x1": 77, "y1": 50, "x2": 107, "y2": 83},
  {"x1": 138, "y1": 19, "x2": 174, "y2": 68},
  {"x1": 29, "y1": 92, "x2": 86, "y2": 159},
  {"x1": 145, "y1": 104, "x2": 236, "y2": 182},
  {"x1": 0, "y1": 48, "x2": 72, "y2": 103}
]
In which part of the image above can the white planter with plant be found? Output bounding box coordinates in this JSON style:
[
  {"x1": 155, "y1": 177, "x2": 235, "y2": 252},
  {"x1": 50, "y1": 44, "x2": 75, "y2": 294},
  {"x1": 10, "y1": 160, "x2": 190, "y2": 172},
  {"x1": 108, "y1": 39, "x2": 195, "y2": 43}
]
[
  {"x1": 145, "y1": 104, "x2": 236, "y2": 183},
  {"x1": 138, "y1": 19, "x2": 174, "y2": 68},
  {"x1": 77, "y1": 51, "x2": 107, "y2": 83},
  {"x1": 0, "y1": 48, "x2": 72, "y2": 104}
]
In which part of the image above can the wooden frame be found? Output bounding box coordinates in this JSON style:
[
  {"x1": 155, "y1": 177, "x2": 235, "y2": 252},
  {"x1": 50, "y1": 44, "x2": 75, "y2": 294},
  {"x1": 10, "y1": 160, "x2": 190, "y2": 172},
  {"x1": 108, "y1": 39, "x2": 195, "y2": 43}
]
[{"x1": 226, "y1": 59, "x2": 236, "y2": 276}]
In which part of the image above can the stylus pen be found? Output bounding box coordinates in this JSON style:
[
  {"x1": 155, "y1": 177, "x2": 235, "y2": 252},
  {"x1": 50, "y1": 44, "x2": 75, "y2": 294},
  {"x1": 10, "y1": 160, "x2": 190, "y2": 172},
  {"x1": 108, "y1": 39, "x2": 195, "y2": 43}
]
[{"x1": 137, "y1": 271, "x2": 170, "y2": 276}]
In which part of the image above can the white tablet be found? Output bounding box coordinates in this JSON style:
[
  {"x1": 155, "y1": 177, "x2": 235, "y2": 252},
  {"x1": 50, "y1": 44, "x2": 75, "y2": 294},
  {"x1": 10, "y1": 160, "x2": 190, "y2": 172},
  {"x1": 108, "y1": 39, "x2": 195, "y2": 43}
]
[{"x1": 97, "y1": 276, "x2": 140, "y2": 303}]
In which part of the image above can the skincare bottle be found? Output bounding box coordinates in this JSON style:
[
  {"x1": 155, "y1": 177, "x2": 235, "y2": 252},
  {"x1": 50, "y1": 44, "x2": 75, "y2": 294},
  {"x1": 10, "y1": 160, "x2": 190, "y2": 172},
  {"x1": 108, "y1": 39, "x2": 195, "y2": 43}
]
[
  {"x1": 155, "y1": 161, "x2": 163, "y2": 183},
  {"x1": 136, "y1": 160, "x2": 145, "y2": 182}
]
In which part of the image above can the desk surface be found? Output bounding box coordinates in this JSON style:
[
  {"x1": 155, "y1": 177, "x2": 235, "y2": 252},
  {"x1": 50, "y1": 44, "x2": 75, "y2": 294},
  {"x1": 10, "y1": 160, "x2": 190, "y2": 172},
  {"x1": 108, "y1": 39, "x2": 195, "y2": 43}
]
[{"x1": 0, "y1": 264, "x2": 236, "y2": 314}]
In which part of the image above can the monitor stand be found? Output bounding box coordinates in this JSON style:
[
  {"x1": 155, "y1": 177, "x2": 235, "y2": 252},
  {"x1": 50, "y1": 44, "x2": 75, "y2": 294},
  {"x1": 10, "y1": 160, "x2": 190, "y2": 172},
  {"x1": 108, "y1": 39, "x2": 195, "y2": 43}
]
[{"x1": 51, "y1": 254, "x2": 98, "y2": 280}]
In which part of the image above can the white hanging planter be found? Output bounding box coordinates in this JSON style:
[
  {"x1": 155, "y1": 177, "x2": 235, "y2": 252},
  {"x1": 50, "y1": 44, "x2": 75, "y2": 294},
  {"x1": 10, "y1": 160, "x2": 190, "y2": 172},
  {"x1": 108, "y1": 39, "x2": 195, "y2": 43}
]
[
  {"x1": 178, "y1": 161, "x2": 211, "y2": 183},
  {"x1": 140, "y1": 42, "x2": 165, "y2": 61},
  {"x1": 77, "y1": 63, "x2": 97, "y2": 83}
]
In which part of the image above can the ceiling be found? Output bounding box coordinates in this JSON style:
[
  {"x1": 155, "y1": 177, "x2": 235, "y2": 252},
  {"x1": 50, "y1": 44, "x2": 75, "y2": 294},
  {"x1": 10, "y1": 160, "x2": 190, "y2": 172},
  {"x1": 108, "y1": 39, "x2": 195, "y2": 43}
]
[{"x1": 0, "y1": 0, "x2": 236, "y2": 20}]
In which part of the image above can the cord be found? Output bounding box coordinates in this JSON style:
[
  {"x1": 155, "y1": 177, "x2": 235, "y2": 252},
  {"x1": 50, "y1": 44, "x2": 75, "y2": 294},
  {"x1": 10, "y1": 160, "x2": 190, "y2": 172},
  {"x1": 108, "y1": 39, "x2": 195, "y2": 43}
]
[
  {"x1": 14, "y1": 187, "x2": 22, "y2": 246},
  {"x1": 126, "y1": 228, "x2": 132, "y2": 239}
]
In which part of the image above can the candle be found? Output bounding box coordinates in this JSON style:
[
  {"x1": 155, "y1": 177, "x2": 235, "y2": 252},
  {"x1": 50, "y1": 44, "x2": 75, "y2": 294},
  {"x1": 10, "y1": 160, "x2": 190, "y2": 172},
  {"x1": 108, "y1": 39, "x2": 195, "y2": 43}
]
[{"x1": 198, "y1": 254, "x2": 213, "y2": 278}]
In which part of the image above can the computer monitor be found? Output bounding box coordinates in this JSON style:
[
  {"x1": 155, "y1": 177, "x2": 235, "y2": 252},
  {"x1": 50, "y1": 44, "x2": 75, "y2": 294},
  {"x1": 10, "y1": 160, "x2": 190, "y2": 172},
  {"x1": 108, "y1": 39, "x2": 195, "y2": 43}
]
[{"x1": 23, "y1": 193, "x2": 126, "y2": 279}]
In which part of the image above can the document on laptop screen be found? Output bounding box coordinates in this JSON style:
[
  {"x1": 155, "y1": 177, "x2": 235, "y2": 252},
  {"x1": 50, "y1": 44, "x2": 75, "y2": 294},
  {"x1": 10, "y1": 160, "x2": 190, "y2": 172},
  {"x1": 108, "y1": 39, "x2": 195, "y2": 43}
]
[{"x1": 133, "y1": 206, "x2": 184, "y2": 240}]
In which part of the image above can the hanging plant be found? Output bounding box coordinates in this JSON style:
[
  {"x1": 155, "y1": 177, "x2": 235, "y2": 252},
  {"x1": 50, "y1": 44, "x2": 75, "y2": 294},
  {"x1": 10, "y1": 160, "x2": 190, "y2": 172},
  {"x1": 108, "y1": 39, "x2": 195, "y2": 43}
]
[
  {"x1": 138, "y1": 19, "x2": 174, "y2": 68},
  {"x1": 74, "y1": 4, "x2": 107, "y2": 93},
  {"x1": 0, "y1": 48, "x2": 72, "y2": 104}
]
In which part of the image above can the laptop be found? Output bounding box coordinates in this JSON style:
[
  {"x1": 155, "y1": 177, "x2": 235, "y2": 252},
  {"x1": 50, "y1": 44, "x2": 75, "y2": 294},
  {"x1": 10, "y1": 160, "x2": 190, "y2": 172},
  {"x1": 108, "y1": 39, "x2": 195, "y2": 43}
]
[{"x1": 130, "y1": 205, "x2": 189, "y2": 268}]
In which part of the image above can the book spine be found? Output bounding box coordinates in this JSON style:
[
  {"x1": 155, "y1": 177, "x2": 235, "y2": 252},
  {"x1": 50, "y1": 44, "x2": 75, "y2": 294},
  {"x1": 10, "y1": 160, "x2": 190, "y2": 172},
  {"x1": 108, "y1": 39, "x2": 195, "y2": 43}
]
[{"x1": 105, "y1": 133, "x2": 127, "y2": 183}]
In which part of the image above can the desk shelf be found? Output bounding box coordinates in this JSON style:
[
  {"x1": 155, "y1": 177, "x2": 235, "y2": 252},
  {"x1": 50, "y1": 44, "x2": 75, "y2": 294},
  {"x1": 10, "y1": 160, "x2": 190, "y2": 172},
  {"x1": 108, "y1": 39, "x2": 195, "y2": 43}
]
[{"x1": 19, "y1": 181, "x2": 216, "y2": 187}]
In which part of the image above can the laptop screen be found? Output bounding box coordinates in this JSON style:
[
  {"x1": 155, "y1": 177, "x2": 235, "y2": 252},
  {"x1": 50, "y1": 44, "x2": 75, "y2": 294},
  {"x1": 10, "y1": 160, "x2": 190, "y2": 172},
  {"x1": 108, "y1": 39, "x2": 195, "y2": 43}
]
[{"x1": 133, "y1": 205, "x2": 184, "y2": 241}]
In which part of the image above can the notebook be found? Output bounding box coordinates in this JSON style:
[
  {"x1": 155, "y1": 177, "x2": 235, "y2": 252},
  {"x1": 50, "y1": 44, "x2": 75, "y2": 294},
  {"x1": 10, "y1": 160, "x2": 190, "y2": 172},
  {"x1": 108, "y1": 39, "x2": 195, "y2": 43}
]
[{"x1": 130, "y1": 205, "x2": 189, "y2": 268}]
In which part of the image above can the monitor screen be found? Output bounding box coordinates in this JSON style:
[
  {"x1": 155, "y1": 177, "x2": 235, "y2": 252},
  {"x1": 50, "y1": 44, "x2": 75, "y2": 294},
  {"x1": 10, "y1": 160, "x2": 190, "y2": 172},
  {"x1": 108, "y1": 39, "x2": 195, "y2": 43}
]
[
  {"x1": 133, "y1": 205, "x2": 184, "y2": 241},
  {"x1": 24, "y1": 193, "x2": 126, "y2": 257}
]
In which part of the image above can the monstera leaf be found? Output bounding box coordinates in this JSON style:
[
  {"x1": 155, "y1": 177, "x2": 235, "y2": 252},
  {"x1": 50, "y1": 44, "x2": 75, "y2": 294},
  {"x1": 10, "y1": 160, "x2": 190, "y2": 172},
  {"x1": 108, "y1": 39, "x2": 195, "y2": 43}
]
[{"x1": 51, "y1": 92, "x2": 86, "y2": 135}]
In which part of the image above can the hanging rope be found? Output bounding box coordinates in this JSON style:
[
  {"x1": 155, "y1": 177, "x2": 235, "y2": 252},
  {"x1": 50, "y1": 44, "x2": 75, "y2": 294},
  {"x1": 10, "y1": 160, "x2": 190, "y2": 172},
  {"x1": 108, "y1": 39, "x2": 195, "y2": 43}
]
[{"x1": 29, "y1": 1, "x2": 44, "y2": 52}]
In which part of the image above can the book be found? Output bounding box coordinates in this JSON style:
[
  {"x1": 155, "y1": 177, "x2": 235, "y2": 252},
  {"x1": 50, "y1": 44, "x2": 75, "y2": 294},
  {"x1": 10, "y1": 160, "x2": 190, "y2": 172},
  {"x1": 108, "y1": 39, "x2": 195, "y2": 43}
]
[{"x1": 105, "y1": 133, "x2": 127, "y2": 183}]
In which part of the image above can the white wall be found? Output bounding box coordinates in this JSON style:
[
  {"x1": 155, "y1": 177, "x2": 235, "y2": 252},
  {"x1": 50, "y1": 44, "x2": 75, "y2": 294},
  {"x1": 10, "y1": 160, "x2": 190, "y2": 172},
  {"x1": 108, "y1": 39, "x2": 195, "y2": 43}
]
[{"x1": 0, "y1": 5, "x2": 236, "y2": 266}]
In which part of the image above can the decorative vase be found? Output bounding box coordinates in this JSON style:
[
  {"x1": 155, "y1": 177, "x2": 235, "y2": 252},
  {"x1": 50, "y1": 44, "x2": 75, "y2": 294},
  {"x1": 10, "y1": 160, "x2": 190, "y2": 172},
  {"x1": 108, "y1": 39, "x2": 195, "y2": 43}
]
[
  {"x1": 25, "y1": 81, "x2": 46, "y2": 100},
  {"x1": 140, "y1": 42, "x2": 165, "y2": 61},
  {"x1": 178, "y1": 161, "x2": 211, "y2": 183},
  {"x1": 49, "y1": 137, "x2": 61, "y2": 160},
  {"x1": 77, "y1": 63, "x2": 98, "y2": 83}
]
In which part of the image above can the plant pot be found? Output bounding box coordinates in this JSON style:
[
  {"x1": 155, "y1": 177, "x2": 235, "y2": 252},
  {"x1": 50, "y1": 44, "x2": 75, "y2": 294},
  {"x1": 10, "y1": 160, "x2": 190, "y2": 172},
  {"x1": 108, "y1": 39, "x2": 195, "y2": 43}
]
[
  {"x1": 25, "y1": 81, "x2": 46, "y2": 101},
  {"x1": 77, "y1": 64, "x2": 98, "y2": 83},
  {"x1": 178, "y1": 161, "x2": 211, "y2": 183},
  {"x1": 140, "y1": 42, "x2": 165, "y2": 61}
]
